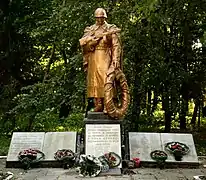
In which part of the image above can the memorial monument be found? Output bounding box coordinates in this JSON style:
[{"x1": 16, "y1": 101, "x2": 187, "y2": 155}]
[
  {"x1": 79, "y1": 7, "x2": 130, "y2": 119},
  {"x1": 79, "y1": 8, "x2": 130, "y2": 173}
]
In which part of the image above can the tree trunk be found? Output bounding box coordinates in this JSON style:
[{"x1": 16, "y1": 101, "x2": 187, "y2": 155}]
[
  {"x1": 60, "y1": 47, "x2": 67, "y2": 65},
  {"x1": 163, "y1": 93, "x2": 172, "y2": 132},
  {"x1": 151, "y1": 90, "x2": 158, "y2": 113},
  {"x1": 43, "y1": 43, "x2": 55, "y2": 82},
  {"x1": 179, "y1": 90, "x2": 188, "y2": 130},
  {"x1": 147, "y1": 89, "x2": 151, "y2": 116},
  {"x1": 130, "y1": 72, "x2": 141, "y2": 132},
  {"x1": 190, "y1": 99, "x2": 198, "y2": 128},
  {"x1": 198, "y1": 100, "x2": 201, "y2": 130}
]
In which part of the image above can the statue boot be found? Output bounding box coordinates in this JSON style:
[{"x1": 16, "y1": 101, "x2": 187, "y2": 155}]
[{"x1": 94, "y1": 98, "x2": 103, "y2": 112}]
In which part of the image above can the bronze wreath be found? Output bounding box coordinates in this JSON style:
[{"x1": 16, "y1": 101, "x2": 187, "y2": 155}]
[{"x1": 104, "y1": 67, "x2": 130, "y2": 119}]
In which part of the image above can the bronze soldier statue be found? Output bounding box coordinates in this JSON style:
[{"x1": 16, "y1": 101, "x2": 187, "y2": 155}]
[{"x1": 80, "y1": 8, "x2": 129, "y2": 119}]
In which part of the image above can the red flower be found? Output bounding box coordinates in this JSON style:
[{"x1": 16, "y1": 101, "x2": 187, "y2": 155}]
[{"x1": 110, "y1": 156, "x2": 116, "y2": 161}]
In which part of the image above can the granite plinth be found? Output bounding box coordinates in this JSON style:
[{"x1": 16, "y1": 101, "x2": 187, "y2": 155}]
[
  {"x1": 87, "y1": 112, "x2": 112, "y2": 120},
  {"x1": 85, "y1": 112, "x2": 123, "y2": 124},
  {"x1": 129, "y1": 132, "x2": 199, "y2": 167},
  {"x1": 85, "y1": 111, "x2": 122, "y2": 171},
  {"x1": 84, "y1": 118, "x2": 122, "y2": 124},
  {"x1": 85, "y1": 124, "x2": 121, "y2": 157}
]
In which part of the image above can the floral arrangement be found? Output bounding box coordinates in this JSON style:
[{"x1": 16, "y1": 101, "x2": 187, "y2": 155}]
[
  {"x1": 150, "y1": 150, "x2": 168, "y2": 162},
  {"x1": 165, "y1": 141, "x2": 190, "y2": 161},
  {"x1": 18, "y1": 148, "x2": 45, "y2": 169}
]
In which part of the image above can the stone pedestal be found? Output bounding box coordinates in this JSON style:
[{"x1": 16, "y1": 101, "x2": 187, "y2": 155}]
[{"x1": 85, "y1": 112, "x2": 122, "y2": 175}]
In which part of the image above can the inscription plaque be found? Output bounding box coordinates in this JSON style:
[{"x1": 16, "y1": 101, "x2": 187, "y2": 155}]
[
  {"x1": 129, "y1": 132, "x2": 199, "y2": 164},
  {"x1": 7, "y1": 132, "x2": 45, "y2": 161},
  {"x1": 85, "y1": 124, "x2": 121, "y2": 159},
  {"x1": 129, "y1": 132, "x2": 161, "y2": 162},
  {"x1": 43, "y1": 132, "x2": 77, "y2": 160},
  {"x1": 161, "y1": 133, "x2": 198, "y2": 163}
]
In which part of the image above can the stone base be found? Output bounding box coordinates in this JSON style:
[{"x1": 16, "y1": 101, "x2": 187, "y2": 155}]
[
  {"x1": 84, "y1": 118, "x2": 122, "y2": 124},
  {"x1": 6, "y1": 160, "x2": 64, "y2": 168},
  {"x1": 85, "y1": 111, "x2": 122, "y2": 171},
  {"x1": 85, "y1": 112, "x2": 122, "y2": 124},
  {"x1": 140, "y1": 161, "x2": 200, "y2": 169}
]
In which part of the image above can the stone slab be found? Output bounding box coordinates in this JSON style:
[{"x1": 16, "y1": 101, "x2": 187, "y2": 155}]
[
  {"x1": 42, "y1": 132, "x2": 77, "y2": 161},
  {"x1": 129, "y1": 132, "x2": 199, "y2": 165},
  {"x1": 129, "y1": 132, "x2": 162, "y2": 162},
  {"x1": 7, "y1": 132, "x2": 45, "y2": 162},
  {"x1": 161, "y1": 133, "x2": 199, "y2": 163},
  {"x1": 85, "y1": 124, "x2": 121, "y2": 157},
  {"x1": 87, "y1": 112, "x2": 112, "y2": 120},
  {"x1": 87, "y1": 112, "x2": 123, "y2": 121},
  {"x1": 6, "y1": 131, "x2": 77, "y2": 168}
]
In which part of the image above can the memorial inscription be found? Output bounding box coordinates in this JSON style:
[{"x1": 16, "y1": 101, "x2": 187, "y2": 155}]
[
  {"x1": 43, "y1": 132, "x2": 77, "y2": 160},
  {"x1": 7, "y1": 132, "x2": 45, "y2": 161},
  {"x1": 86, "y1": 124, "x2": 121, "y2": 158}
]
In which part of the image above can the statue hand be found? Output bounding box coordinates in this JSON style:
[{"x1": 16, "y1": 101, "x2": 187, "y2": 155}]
[
  {"x1": 113, "y1": 61, "x2": 120, "y2": 69},
  {"x1": 88, "y1": 37, "x2": 99, "y2": 46}
]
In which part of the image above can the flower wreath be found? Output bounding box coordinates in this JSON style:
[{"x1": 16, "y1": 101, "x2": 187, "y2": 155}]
[
  {"x1": 78, "y1": 155, "x2": 102, "y2": 177},
  {"x1": 165, "y1": 141, "x2": 190, "y2": 161},
  {"x1": 54, "y1": 149, "x2": 76, "y2": 168},
  {"x1": 150, "y1": 150, "x2": 168, "y2": 163},
  {"x1": 18, "y1": 148, "x2": 45, "y2": 169},
  {"x1": 78, "y1": 152, "x2": 121, "y2": 177},
  {"x1": 104, "y1": 68, "x2": 130, "y2": 119},
  {"x1": 102, "y1": 152, "x2": 121, "y2": 168}
]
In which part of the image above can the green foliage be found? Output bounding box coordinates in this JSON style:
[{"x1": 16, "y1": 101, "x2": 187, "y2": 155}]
[
  {"x1": 1, "y1": 0, "x2": 206, "y2": 135},
  {"x1": 0, "y1": 136, "x2": 10, "y2": 156},
  {"x1": 60, "y1": 112, "x2": 84, "y2": 132}
]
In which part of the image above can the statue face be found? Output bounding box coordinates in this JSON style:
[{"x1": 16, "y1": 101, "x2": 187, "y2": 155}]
[{"x1": 95, "y1": 17, "x2": 105, "y2": 25}]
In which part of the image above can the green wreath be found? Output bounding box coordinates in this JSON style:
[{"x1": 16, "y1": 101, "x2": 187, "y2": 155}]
[
  {"x1": 18, "y1": 149, "x2": 45, "y2": 169},
  {"x1": 150, "y1": 150, "x2": 168, "y2": 162},
  {"x1": 165, "y1": 141, "x2": 190, "y2": 161}
]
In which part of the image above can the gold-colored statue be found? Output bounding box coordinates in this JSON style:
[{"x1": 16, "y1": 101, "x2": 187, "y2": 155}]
[{"x1": 79, "y1": 8, "x2": 130, "y2": 119}]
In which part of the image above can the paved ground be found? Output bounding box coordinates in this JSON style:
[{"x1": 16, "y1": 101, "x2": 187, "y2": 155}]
[
  {"x1": 1, "y1": 158, "x2": 206, "y2": 180},
  {"x1": 14, "y1": 168, "x2": 206, "y2": 180}
]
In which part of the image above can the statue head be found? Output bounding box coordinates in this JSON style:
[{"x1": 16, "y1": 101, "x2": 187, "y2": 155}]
[
  {"x1": 94, "y1": 8, "x2": 107, "y2": 25},
  {"x1": 94, "y1": 8, "x2": 107, "y2": 18}
]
